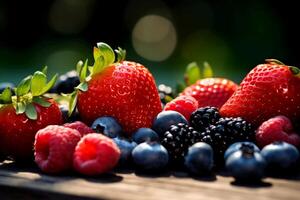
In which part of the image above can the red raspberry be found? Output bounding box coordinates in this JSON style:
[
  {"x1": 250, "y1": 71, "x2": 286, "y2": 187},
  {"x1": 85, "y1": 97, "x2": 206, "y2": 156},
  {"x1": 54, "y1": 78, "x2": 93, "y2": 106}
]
[
  {"x1": 64, "y1": 121, "x2": 93, "y2": 137},
  {"x1": 256, "y1": 115, "x2": 300, "y2": 148},
  {"x1": 164, "y1": 95, "x2": 198, "y2": 120},
  {"x1": 73, "y1": 133, "x2": 120, "y2": 175},
  {"x1": 34, "y1": 125, "x2": 81, "y2": 173}
]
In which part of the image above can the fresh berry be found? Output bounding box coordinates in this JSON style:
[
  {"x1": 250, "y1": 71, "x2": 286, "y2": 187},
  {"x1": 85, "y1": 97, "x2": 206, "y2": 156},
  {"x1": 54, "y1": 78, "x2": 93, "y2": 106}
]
[
  {"x1": 0, "y1": 69, "x2": 62, "y2": 160},
  {"x1": 261, "y1": 141, "x2": 299, "y2": 170},
  {"x1": 34, "y1": 125, "x2": 81, "y2": 173},
  {"x1": 256, "y1": 115, "x2": 300, "y2": 148},
  {"x1": 0, "y1": 82, "x2": 15, "y2": 94},
  {"x1": 91, "y1": 116, "x2": 122, "y2": 138},
  {"x1": 50, "y1": 70, "x2": 80, "y2": 94},
  {"x1": 113, "y1": 137, "x2": 137, "y2": 166},
  {"x1": 226, "y1": 146, "x2": 266, "y2": 182},
  {"x1": 190, "y1": 107, "x2": 221, "y2": 132},
  {"x1": 73, "y1": 133, "x2": 120, "y2": 175},
  {"x1": 164, "y1": 95, "x2": 198, "y2": 120},
  {"x1": 132, "y1": 128, "x2": 159, "y2": 144},
  {"x1": 184, "y1": 142, "x2": 214, "y2": 175},
  {"x1": 200, "y1": 117, "x2": 255, "y2": 158},
  {"x1": 60, "y1": 104, "x2": 81, "y2": 123},
  {"x1": 64, "y1": 121, "x2": 93, "y2": 137},
  {"x1": 74, "y1": 43, "x2": 162, "y2": 134},
  {"x1": 181, "y1": 78, "x2": 238, "y2": 109},
  {"x1": 158, "y1": 84, "x2": 174, "y2": 105},
  {"x1": 161, "y1": 123, "x2": 201, "y2": 163},
  {"x1": 132, "y1": 142, "x2": 169, "y2": 172},
  {"x1": 220, "y1": 59, "x2": 300, "y2": 127},
  {"x1": 152, "y1": 111, "x2": 188, "y2": 137},
  {"x1": 224, "y1": 142, "x2": 259, "y2": 161}
]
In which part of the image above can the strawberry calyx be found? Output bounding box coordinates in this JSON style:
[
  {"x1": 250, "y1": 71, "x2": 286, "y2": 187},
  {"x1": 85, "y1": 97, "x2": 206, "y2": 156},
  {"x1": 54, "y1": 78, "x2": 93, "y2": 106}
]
[
  {"x1": 265, "y1": 59, "x2": 285, "y2": 65},
  {"x1": 68, "y1": 42, "x2": 126, "y2": 116},
  {"x1": 0, "y1": 66, "x2": 58, "y2": 120},
  {"x1": 289, "y1": 66, "x2": 300, "y2": 78},
  {"x1": 264, "y1": 59, "x2": 300, "y2": 78}
]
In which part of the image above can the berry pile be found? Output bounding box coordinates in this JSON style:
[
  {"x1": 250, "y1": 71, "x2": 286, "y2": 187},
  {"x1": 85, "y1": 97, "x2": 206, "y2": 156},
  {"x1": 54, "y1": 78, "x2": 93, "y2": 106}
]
[{"x1": 0, "y1": 43, "x2": 300, "y2": 184}]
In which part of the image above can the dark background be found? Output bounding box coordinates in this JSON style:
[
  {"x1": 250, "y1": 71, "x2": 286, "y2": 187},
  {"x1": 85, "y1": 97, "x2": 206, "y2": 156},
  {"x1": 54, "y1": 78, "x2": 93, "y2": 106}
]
[{"x1": 0, "y1": 0, "x2": 299, "y2": 86}]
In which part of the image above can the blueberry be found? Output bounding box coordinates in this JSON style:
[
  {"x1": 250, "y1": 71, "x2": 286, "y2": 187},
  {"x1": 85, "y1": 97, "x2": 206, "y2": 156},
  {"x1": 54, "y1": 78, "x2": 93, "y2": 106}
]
[
  {"x1": 261, "y1": 141, "x2": 299, "y2": 170},
  {"x1": 152, "y1": 111, "x2": 188, "y2": 137},
  {"x1": 91, "y1": 116, "x2": 122, "y2": 138},
  {"x1": 132, "y1": 128, "x2": 159, "y2": 144},
  {"x1": 0, "y1": 82, "x2": 15, "y2": 94},
  {"x1": 224, "y1": 142, "x2": 260, "y2": 161},
  {"x1": 50, "y1": 70, "x2": 80, "y2": 94},
  {"x1": 113, "y1": 137, "x2": 137, "y2": 166},
  {"x1": 132, "y1": 142, "x2": 169, "y2": 172},
  {"x1": 59, "y1": 104, "x2": 81, "y2": 123},
  {"x1": 226, "y1": 148, "x2": 266, "y2": 182},
  {"x1": 184, "y1": 142, "x2": 214, "y2": 175}
]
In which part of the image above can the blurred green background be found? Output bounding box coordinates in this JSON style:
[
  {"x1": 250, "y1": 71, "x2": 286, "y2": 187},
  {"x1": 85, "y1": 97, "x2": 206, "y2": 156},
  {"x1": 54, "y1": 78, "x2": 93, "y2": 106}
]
[{"x1": 0, "y1": 0, "x2": 298, "y2": 87}]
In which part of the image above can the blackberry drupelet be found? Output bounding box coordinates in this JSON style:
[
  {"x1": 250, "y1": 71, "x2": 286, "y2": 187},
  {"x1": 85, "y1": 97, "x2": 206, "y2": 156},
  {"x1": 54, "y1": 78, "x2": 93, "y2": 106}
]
[
  {"x1": 190, "y1": 106, "x2": 221, "y2": 132},
  {"x1": 161, "y1": 123, "x2": 201, "y2": 163},
  {"x1": 200, "y1": 117, "x2": 255, "y2": 158},
  {"x1": 158, "y1": 84, "x2": 174, "y2": 105}
]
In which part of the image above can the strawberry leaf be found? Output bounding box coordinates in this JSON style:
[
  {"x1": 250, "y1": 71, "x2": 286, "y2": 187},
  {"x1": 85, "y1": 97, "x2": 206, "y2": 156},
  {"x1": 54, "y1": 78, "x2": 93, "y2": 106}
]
[
  {"x1": 203, "y1": 62, "x2": 213, "y2": 78},
  {"x1": 93, "y1": 56, "x2": 105, "y2": 75},
  {"x1": 76, "y1": 60, "x2": 84, "y2": 76},
  {"x1": 25, "y1": 103, "x2": 37, "y2": 120},
  {"x1": 75, "y1": 82, "x2": 88, "y2": 92},
  {"x1": 42, "y1": 66, "x2": 48, "y2": 75},
  {"x1": 16, "y1": 102, "x2": 26, "y2": 114},
  {"x1": 31, "y1": 71, "x2": 47, "y2": 96},
  {"x1": 93, "y1": 47, "x2": 101, "y2": 61},
  {"x1": 33, "y1": 96, "x2": 51, "y2": 107},
  {"x1": 265, "y1": 59, "x2": 285, "y2": 65},
  {"x1": 96, "y1": 42, "x2": 115, "y2": 66},
  {"x1": 185, "y1": 62, "x2": 201, "y2": 85},
  {"x1": 115, "y1": 47, "x2": 126, "y2": 63},
  {"x1": 79, "y1": 59, "x2": 88, "y2": 82},
  {"x1": 68, "y1": 91, "x2": 78, "y2": 116},
  {"x1": 16, "y1": 75, "x2": 32, "y2": 97},
  {"x1": 0, "y1": 88, "x2": 12, "y2": 104},
  {"x1": 38, "y1": 74, "x2": 58, "y2": 95}
]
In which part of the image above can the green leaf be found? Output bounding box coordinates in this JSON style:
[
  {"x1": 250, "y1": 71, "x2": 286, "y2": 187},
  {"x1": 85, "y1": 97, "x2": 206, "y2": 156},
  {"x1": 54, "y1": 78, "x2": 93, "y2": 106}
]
[
  {"x1": 93, "y1": 47, "x2": 101, "y2": 60},
  {"x1": 115, "y1": 47, "x2": 126, "y2": 62},
  {"x1": 68, "y1": 91, "x2": 78, "y2": 116},
  {"x1": 25, "y1": 103, "x2": 37, "y2": 120},
  {"x1": 16, "y1": 102, "x2": 26, "y2": 114},
  {"x1": 93, "y1": 56, "x2": 105, "y2": 75},
  {"x1": 32, "y1": 96, "x2": 51, "y2": 107},
  {"x1": 0, "y1": 88, "x2": 12, "y2": 104},
  {"x1": 31, "y1": 71, "x2": 47, "y2": 96},
  {"x1": 76, "y1": 60, "x2": 84, "y2": 75},
  {"x1": 265, "y1": 59, "x2": 285, "y2": 65},
  {"x1": 185, "y1": 62, "x2": 201, "y2": 85},
  {"x1": 16, "y1": 75, "x2": 32, "y2": 97},
  {"x1": 96, "y1": 42, "x2": 115, "y2": 66},
  {"x1": 38, "y1": 74, "x2": 58, "y2": 95},
  {"x1": 42, "y1": 66, "x2": 48, "y2": 75},
  {"x1": 203, "y1": 62, "x2": 213, "y2": 78},
  {"x1": 79, "y1": 59, "x2": 88, "y2": 82},
  {"x1": 75, "y1": 82, "x2": 88, "y2": 92}
]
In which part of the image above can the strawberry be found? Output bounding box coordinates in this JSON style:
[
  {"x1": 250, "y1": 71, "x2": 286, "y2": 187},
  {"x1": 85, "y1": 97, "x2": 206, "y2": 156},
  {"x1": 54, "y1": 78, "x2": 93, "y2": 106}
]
[
  {"x1": 69, "y1": 43, "x2": 162, "y2": 134},
  {"x1": 0, "y1": 68, "x2": 63, "y2": 160},
  {"x1": 181, "y1": 78, "x2": 238, "y2": 108},
  {"x1": 220, "y1": 59, "x2": 300, "y2": 127}
]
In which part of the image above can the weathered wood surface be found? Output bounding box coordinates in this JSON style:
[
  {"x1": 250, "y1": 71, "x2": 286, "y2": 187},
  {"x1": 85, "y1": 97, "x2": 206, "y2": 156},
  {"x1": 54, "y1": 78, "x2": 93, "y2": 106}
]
[{"x1": 0, "y1": 160, "x2": 300, "y2": 200}]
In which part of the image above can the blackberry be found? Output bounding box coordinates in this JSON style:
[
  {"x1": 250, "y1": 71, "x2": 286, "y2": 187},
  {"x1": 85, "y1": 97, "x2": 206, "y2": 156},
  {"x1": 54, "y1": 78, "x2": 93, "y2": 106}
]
[
  {"x1": 200, "y1": 117, "x2": 255, "y2": 158},
  {"x1": 161, "y1": 123, "x2": 201, "y2": 163},
  {"x1": 158, "y1": 84, "x2": 174, "y2": 105},
  {"x1": 190, "y1": 106, "x2": 221, "y2": 132},
  {"x1": 50, "y1": 70, "x2": 80, "y2": 94}
]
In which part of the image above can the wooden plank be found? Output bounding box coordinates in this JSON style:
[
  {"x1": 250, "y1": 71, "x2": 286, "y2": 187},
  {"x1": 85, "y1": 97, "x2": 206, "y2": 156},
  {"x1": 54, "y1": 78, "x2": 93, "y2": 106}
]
[{"x1": 0, "y1": 160, "x2": 300, "y2": 200}]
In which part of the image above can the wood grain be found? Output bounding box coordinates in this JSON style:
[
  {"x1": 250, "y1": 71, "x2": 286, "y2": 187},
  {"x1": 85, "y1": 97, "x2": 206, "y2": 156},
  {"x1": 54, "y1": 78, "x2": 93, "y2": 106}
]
[{"x1": 0, "y1": 161, "x2": 300, "y2": 200}]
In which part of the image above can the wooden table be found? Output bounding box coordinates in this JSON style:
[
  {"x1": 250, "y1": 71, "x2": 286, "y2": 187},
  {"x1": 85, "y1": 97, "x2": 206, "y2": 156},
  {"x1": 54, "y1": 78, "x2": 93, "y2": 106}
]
[{"x1": 0, "y1": 160, "x2": 299, "y2": 200}]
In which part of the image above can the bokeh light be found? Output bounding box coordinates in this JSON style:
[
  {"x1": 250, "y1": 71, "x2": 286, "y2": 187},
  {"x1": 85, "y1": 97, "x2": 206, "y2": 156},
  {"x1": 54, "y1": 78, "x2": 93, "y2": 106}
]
[{"x1": 132, "y1": 15, "x2": 177, "y2": 62}]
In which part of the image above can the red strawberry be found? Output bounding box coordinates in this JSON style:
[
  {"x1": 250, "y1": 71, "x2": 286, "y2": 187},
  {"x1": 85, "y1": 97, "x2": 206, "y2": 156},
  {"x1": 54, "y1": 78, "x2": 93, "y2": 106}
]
[
  {"x1": 181, "y1": 78, "x2": 238, "y2": 108},
  {"x1": 220, "y1": 59, "x2": 300, "y2": 127},
  {"x1": 71, "y1": 43, "x2": 162, "y2": 134},
  {"x1": 0, "y1": 69, "x2": 63, "y2": 160}
]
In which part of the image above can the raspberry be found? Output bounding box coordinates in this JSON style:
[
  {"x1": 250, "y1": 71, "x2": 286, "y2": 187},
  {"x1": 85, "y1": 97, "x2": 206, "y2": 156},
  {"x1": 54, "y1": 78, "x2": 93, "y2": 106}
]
[
  {"x1": 164, "y1": 95, "x2": 198, "y2": 120},
  {"x1": 256, "y1": 116, "x2": 300, "y2": 148},
  {"x1": 73, "y1": 133, "x2": 120, "y2": 175},
  {"x1": 34, "y1": 125, "x2": 81, "y2": 173},
  {"x1": 64, "y1": 121, "x2": 93, "y2": 137}
]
